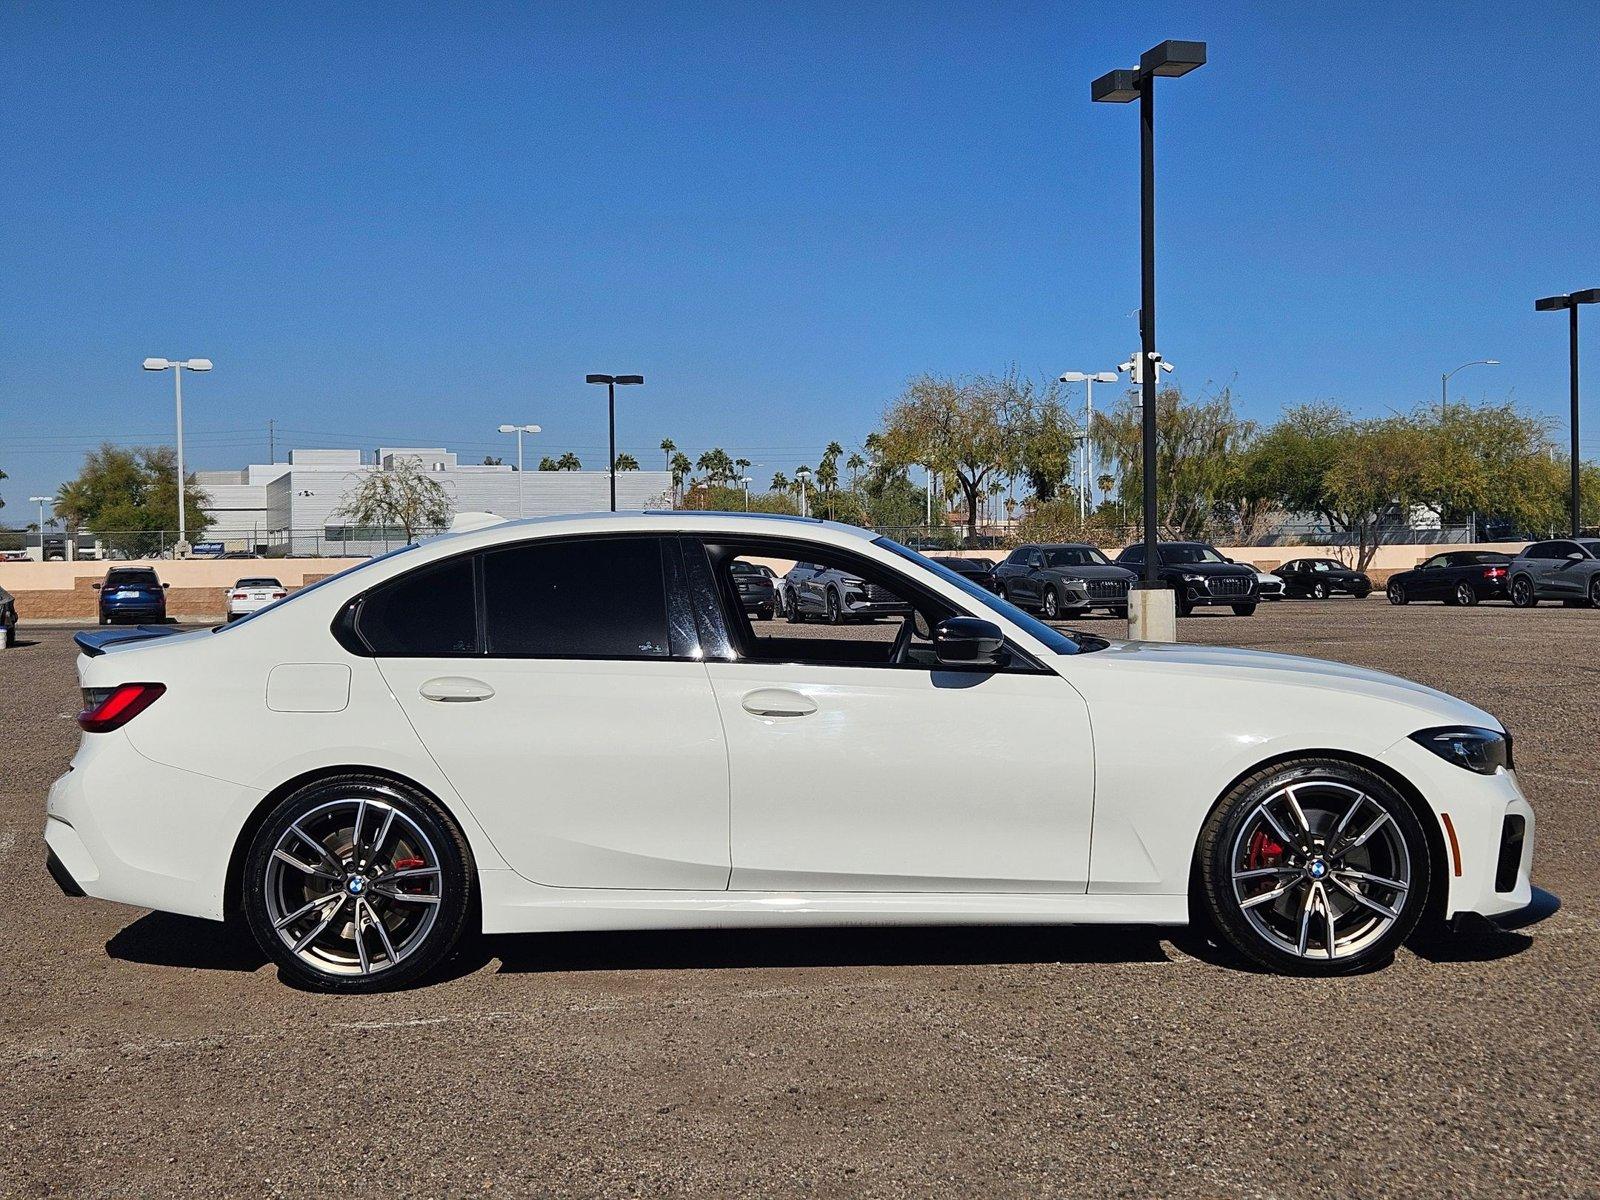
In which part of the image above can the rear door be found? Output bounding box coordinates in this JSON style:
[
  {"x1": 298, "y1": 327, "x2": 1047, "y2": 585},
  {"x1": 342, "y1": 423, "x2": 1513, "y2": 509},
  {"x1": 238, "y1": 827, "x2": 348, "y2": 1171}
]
[{"x1": 371, "y1": 536, "x2": 731, "y2": 890}]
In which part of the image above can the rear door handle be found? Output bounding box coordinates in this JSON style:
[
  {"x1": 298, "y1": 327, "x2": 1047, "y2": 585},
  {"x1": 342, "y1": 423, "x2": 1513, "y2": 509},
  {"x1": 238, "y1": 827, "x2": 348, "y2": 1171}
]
[
  {"x1": 741, "y1": 688, "x2": 817, "y2": 718},
  {"x1": 420, "y1": 676, "x2": 495, "y2": 703}
]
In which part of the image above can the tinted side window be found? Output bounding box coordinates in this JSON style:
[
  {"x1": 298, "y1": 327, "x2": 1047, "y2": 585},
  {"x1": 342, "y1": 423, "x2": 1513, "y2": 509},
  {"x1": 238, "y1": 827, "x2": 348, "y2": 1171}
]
[
  {"x1": 358, "y1": 557, "x2": 478, "y2": 655},
  {"x1": 483, "y1": 537, "x2": 668, "y2": 658},
  {"x1": 1120, "y1": 546, "x2": 1143, "y2": 565},
  {"x1": 1548, "y1": 541, "x2": 1581, "y2": 558},
  {"x1": 1522, "y1": 542, "x2": 1552, "y2": 559}
]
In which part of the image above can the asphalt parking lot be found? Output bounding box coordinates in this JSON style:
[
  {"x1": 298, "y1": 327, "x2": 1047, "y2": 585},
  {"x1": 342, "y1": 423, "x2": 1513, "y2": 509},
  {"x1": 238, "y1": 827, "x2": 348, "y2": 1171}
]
[{"x1": 2, "y1": 600, "x2": 1596, "y2": 1198}]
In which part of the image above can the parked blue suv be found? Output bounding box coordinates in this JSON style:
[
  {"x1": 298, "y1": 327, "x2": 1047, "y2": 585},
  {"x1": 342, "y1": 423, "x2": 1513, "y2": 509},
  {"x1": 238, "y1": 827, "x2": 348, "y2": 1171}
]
[{"x1": 95, "y1": 567, "x2": 169, "y2": 625}]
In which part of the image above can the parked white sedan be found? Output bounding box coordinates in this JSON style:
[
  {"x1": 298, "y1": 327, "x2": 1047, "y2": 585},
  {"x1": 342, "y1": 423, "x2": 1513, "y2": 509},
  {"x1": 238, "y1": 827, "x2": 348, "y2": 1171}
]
[
  {"x1": 226, "y1": 576, "x2": 288, "y2": 621},
  {"x1": 47, "y1": 512, "x2": 1535, "y2": 991}
]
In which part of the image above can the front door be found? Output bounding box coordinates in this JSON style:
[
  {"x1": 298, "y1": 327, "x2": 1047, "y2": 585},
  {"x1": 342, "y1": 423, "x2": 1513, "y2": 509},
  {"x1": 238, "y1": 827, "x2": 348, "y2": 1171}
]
[
  {"x1": 697, "y1": 538, "x2": 1095, "y2": 893},
  {"x1": 369, "y1": 536, "x2": 731, "y2": 891}
]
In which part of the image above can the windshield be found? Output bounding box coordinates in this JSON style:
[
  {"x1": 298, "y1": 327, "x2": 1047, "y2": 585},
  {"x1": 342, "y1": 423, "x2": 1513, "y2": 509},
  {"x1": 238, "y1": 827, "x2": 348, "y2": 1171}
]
[
  {"x1": 213, "y1": 544, "x2": 419, "y2": 632},
  {"x1": 1161, "y1": 544, "x2": 1226, "y2": 565},
  {"x1": 1045, "y1": 546, "x2": 1111, "y2": 568},
  {"x1": 876, "y1": 538, "x2": 1098, "y2": 655},
  {"x1": 1582, "y1": 542, "x2": 1600, "y2": 558}
]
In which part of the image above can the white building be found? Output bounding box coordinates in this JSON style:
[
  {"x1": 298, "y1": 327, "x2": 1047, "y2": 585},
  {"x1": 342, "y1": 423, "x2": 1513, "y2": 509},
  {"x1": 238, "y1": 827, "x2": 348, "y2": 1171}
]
[{"x1": 195, "y1": 448, "x2": 670, "y2": 556}]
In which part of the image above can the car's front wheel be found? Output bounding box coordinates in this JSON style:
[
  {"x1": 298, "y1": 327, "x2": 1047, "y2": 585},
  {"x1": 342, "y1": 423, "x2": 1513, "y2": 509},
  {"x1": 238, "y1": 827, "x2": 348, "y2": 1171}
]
[
  {"x1": 1196, "y1": 759, "x2": 1430, "y2": 975},
  {"x1": 1042, "y1": 587, "x2": 1061, "y2": 620},
  {"x1": 1231, "y1": 603, "x2": 1257, "y2": 616},
  {"x1": 242, "y1": 775, "x2": 474, "y2": 992},
  {"x1": 1590, "y1": 577, "x2": 1600, "y2": 608},
  {"x1": 1310, "y1": 580, "x2": 1330, "y2": 600},
  {"x1": 785, "y1": 590, "x2": 803, "y2": 623}
]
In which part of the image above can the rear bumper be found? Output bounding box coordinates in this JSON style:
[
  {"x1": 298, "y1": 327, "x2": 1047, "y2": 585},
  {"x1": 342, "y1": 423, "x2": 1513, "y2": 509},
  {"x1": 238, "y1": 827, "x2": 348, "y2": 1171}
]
[{"x1": 45, "y1": 733, "x2": 259, "y2": 921}]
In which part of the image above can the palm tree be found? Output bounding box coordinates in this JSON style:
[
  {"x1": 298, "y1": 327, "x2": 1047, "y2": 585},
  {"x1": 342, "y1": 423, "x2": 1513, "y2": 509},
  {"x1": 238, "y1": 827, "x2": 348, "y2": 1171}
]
[
  {"x1": 660, "y1": 438, "x2": 677, "y2": 506},
  {"x1": 770, "y1": 471, "x2": 790, "y2": 492},
  {"x1": 847, "y1": 452, "x2": 866, "y2": 487},
  {"x1": 614, "y1": 453, "x2": 640, "y2": 471},
  {"x1": 556, "y1": 451, "x2": 582, "y2": 471},
  {"x1": 671, "y1": 452, "x2": 693, "y2": 493}
]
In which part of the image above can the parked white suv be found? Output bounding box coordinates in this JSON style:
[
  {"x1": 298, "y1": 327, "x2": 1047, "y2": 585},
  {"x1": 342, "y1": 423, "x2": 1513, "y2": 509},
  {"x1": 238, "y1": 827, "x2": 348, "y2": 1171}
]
[{"x1": 47, "y1": 512, "x2": 1534, "y2": 990}]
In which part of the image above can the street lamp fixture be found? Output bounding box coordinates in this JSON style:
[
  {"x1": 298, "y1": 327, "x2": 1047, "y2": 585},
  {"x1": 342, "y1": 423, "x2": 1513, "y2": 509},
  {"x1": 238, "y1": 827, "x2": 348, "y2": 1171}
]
[
  {"x1": 1536, "y1": 289, "x2": 1599, "y2": 535},
  {"x1": 794, "y1": 466, "x2": 812, "y2": 518},
  {"x1": 142, "y1": 356, "x2": 212, "y2": 555},
  {"x1": 496, "y1": 423, "x2": 542, "y2": 517},
  {"x1": 1093, "y1": 40, "x2": 1206, "y2": 637},
  {"x1": 1440, "y1": 359, "x2": 1499, "y2": 413},
  {"x1": 1059, "y1": 371, "x2": 1119, "y2": 522},
  {"x1": 29, "y1": 496, "x2": 51, "y2": 558},
  {"x1": 585, "y1": 374, "x2": 645, "y2": 512},
  {"x1": 739, "y1": 475, "x2": 753, "y2": 511}
]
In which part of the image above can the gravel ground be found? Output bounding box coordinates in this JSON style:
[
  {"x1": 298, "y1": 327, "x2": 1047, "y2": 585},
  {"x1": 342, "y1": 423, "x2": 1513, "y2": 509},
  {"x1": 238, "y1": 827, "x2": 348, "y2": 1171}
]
[{"x1": 2, "y1": 600, "x2": 1596, "y2": 1199}]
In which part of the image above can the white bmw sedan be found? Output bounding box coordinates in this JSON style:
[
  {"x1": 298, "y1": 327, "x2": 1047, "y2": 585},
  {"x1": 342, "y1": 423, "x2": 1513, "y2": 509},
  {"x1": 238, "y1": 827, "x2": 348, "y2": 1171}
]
[{"x1": 46, "y1": 512, "x2": 1535, "y2": 991}]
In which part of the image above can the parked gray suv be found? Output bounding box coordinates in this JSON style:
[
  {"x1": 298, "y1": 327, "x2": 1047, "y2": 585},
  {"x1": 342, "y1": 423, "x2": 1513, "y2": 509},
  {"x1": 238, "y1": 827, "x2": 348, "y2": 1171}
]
[
  {"x1": 782, "y1": 562, "x2": 912, "y2": 623},
  {"x1": 992, "y1": 543, "x2": 1134, "y2": 618},
  {"x1": 1508, "y1": 538, "x2": 1600, "y2": 608}
]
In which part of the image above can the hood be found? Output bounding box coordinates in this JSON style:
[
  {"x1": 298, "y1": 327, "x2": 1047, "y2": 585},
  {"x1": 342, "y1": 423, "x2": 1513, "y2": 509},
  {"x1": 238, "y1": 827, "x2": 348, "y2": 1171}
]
[
  {"x1": 1163, "y1": 560, "x2": 1254, "y2": 576},
  {"x1": 1045, "y1": 564, "x2": 1136, "y2": 582},
  {"x1": 1088, "y1": 639, "x2": 1498, "y2": 727}
]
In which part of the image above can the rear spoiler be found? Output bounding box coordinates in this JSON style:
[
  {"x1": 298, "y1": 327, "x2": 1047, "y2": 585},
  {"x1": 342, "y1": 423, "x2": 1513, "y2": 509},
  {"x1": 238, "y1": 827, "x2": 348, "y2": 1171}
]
[{"x1": 73, "y1": 625, "x2": 185, "y2": 658}]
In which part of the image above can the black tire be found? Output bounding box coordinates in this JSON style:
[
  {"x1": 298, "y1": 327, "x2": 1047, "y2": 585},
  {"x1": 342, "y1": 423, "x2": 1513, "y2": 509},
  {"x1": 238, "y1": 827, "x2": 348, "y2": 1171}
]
[
  {"x1": 1042, "y1": 587, "x2": 1061, "y2": 620},
  {"x1": 99, "y1": 615, "x2": 109, "y2": 626},
  {"x1": 1510, "y1": 575, "x2": 1537, "y2": 608},
  {"x1": 1352, "y1": 588, "x2": 1371, "y2": 600},
  {"x1": 1111, "y1": 605, "x2": 1128, "y2": 620},
  {"x1": 241, "y1": 774, "x2": 474, "y2": 993},
  {"x1": 755, "y1": 605, "x2": 773, "y2": 621},
  {"x1": 1590, "y1": 577, "x2": 1600, "y2": 608},
  {"x1": 1231, "y1": 603, "x2": 1257, "y2": 616},
  {"x1": 785, "y1": 590, "x2": 803, "y2": 623},
  {"x1": 825, "y1": 588, "x2": 843, "y2": 624},
  {"x1": 1176, "y1": 594, "x2": 1194, "y2": 618},
  {"x1": 1311, "y1": 580, "x2": 1330, "y2": 600},
  {"x1": 1454, "y1": 581, "x2": 1479, "y2": 607},
  {"x1": 1196, "y1": 758, "x2": 1431, "y2": 976},
  {"x1": 1387, "y1": 582, "x2": 1407, "y2": 606}
]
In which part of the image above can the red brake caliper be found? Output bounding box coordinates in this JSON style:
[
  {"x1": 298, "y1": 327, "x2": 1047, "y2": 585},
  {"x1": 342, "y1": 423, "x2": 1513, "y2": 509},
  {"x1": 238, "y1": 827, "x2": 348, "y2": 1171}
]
[
  {"x1": 392, "y1": 855, "x2": 426, "y2": 893},
  {"x1": 1245, "y1": 830, "x2": 1285, "y2": 899}
]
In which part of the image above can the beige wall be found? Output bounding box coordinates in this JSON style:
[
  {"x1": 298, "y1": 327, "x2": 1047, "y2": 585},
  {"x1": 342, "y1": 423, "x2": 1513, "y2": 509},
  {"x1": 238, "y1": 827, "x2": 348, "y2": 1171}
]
[{"x1": 1, "y1": 559, "x2": 364, "y2": 621}]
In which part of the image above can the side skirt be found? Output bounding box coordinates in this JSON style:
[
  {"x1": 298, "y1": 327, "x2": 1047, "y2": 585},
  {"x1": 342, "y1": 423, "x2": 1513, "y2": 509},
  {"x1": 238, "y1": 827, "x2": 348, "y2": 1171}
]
[{"x1": 477, "y1": 870, "x2": 1189, "y2": 935}]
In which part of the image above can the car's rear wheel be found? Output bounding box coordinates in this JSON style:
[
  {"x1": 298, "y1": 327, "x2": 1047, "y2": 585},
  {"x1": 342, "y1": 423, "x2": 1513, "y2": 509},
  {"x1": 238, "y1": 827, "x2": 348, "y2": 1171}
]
[
  {"x1": 1311, "y1": 580, "x2": 1330, "y2": 600},
  {"x1": 1387, "y1": 581, "x2": 1407, "y2": 606},
  {"x1": 1590, "y1": 577, "x2": 1600, "y2": 608},
  {"x1": 1197, "y1": 759, "x2": 1430, "y2": 975},
  {"x1": 1455, "y1": 581, "x2": 1479, "y2": 607},
  {"x1": 242, "y1": 775, "x2": 473, "y2": 992},
  {"x1": 1510, "y1": 576, "x2": 1537, "y2": 608}
]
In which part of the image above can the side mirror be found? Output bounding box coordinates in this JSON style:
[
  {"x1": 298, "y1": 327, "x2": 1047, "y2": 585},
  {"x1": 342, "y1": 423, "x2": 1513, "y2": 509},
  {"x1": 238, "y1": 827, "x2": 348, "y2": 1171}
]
[
  {"x1": 1568, "y1": 552, "x2": 1585, "y2": 561},
  {"x1": 92, "y1": 583, "x2": 102, "y2": 590},
  {"x1": 933, "y1": 616, "x2": 1004, "y2": 665},
  {"x1": 162, "y1": 582, "x2": 171, "y2": 589}
]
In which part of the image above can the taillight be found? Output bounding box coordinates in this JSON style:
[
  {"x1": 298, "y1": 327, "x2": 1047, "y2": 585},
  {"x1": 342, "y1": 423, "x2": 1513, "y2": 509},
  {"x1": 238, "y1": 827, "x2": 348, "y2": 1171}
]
[
  {"x1": 271, "y1": 591, "x2": 287, "y2": 599},
  {"x1": 1484, "y1": 567, "x2": 1507, "y2": 580},
  {"x1": 232, "y1": 592, "x2": 247, "y2": 600},
  {"x1": 78, "y1": 683, "x2": 166, "y2": 732}
]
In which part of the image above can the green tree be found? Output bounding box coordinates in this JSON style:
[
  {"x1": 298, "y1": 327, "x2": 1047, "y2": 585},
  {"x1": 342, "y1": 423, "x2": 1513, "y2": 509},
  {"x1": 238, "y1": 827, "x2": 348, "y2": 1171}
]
[
  {"x1": 671, "y1": 452, "x2": 694, "y2": 492},
  {"x1": 332, "y1": 455, "x2": 454, "y2": 543},
  {"x1": 539, "y1": 452, "x2": 582, "y2": 471},
  {"x1": 846, "y1": 452, "x2": 866, "y2": 486},
  {"x1": 1013, "y1": 380, "x2": 1079, "y2": 502},
  {"x1": 696, "y1": 448, "x2": 735, "y2": 485},
  {"x1": 877, "y1": 372, "x2": 1021, "y2": 546},
  {"x1": 55, "y1": 444, "x2": 213, "y2": 558},
  {"x1": 770, "y1": 471, "x2": 790, "y2": 492},
  {"x1": 613, "y1": 452, "x2": 640, "y2": 471},
  {"x1": 1092, "y1": 386, "x2": 1256, "y2": 540}
]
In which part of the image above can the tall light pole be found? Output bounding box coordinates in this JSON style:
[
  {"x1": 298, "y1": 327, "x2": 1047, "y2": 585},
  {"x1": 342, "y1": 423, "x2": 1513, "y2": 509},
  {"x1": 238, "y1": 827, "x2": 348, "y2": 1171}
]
[
  {"x1": 1059, "y1": 370, "x2": 1118, "y2": 522},
  {"x1": 1439, "y1": 359, "x2": 1498, "y2": 543},
  {"x1": 1536, "y1": 290, "x2": 1597, "y2": 536},
  {"x1": 1094, "y1": 40, "x2": 1206, "y2": 639},
  {"x1": 795, "y1": 466, "x2": 812, "y2": 517},
  {"x1": 496, "y1": 423, "x2": 542, "y2": 517},
  {"x1": 29, "y1": 496, "x2": 51, "y2": 559},
  {"x1": 585, "y1": 374, "x2": 644, "y2": 512},
  {"x1": 142, "y1": 357, "x2": 213, "y2": 555},
  {"x1": 740, "y1": 475, "x2": 753, "y2": 511}
]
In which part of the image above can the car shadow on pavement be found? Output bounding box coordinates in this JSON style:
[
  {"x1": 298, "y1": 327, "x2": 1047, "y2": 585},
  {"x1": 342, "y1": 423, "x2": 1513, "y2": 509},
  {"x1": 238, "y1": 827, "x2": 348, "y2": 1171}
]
[
  {"x1": 480, "y1": 924, "x2": 1190, "y2": 977},
  {"x1": 106, "y1": 912, "x2": 266, "y2": 972}
]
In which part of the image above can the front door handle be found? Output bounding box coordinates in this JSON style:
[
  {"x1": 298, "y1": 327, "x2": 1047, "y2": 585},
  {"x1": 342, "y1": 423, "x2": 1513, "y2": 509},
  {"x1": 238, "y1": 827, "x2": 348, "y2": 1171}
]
[
  {"x1": 420, "y1": 676, "x2": 495, "y2": 703},
  {"x1": 741, "y1": 688, "x2": 817, "y2": 718}
]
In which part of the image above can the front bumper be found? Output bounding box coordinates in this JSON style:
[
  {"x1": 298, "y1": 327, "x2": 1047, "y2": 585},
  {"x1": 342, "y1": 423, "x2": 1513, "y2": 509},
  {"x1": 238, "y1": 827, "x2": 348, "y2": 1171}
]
[
  {"x1": 1181, "y1": 584, "x2": 1257, "y2": 606},
  {"x1": 1379, "y1": 736, "x2": 1535, "y2": 920}
]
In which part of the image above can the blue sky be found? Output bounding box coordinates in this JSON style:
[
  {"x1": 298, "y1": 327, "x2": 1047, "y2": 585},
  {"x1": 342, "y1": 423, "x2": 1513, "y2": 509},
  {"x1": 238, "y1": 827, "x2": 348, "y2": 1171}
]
[{"x1": 2, "y1": 1, "x2": 1597, "y2": 511}]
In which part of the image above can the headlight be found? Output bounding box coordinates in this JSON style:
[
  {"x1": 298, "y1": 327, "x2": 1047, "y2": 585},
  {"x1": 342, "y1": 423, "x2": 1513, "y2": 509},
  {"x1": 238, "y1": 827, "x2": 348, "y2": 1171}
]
[
  {"x1": 1409, "y1": 726, "x2": 1512, "y2": 774},
  {"x1": 1182, "y1": 572, "x2": 1205, "y2": 583}
]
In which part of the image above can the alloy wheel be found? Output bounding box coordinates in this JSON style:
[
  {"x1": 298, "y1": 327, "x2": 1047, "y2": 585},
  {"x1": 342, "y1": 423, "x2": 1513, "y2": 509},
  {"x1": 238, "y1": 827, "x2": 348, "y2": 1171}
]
[
  {"x1": 1455, "y1": 582, "x2": 1478, "y2": 606},
  {"x1": 1387, "y1": 582, "x2": 1406, "y2": 605},
  {"x1": 1228, "y1": 780, "x2": 1411, "y2": 962},
  {"x1": 1511, "y1": 577, "x2": 1535, "y2": 607},
  {"x1": 1590, "y1": 578, "x2": 1600, "y2": 608},
  {"x1": 1043, "y1": 588, "x2": 1060, "y2": 619},
  {"x1": 1312, "y1": 581, "x2": 1329, "y2": 600},
  {"x1": 262, "y1": 796, "x2": 443, "y2": 977}
]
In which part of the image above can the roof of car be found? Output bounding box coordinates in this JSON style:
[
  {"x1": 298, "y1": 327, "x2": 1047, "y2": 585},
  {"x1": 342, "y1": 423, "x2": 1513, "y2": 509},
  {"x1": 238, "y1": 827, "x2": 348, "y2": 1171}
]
[{"x1": 413, "y1": 510, "x2": 880, "y2": 555}]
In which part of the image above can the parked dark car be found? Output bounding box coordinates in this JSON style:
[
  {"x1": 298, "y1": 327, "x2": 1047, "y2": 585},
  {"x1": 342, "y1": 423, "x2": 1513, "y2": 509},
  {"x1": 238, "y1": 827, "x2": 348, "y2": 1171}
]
[
  {"x1": 1274, "y1": 557, "x2": 1373, "y2": 600},
  {"x1": 729, "y1": 560, "x2": 777, "y2": 619},
  {"x1": 94, "y1": 567, "x2": 169, "y2": 625},
  {"x1": 1114, "y1": 541, "x2": 1258, "y2": 616},
  {"x1": 782, "y1": 561, "x2": 911, "y2": 623},
  {"x1": 1507, "y1": 539, "x2": 1600, "y2": 608},
  {"x1": 0, "y1": 584, "x2": 16, "y2": 647},
  {"x1": 1385, "y1": 551, "x2": 1512, "y2": 607},
  {"x1": 993, "y1": 544, "x2": 1134, "y2": 618},
  {"x1": 929, "y1": 556, "x2": 998, "y2": 593}
]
